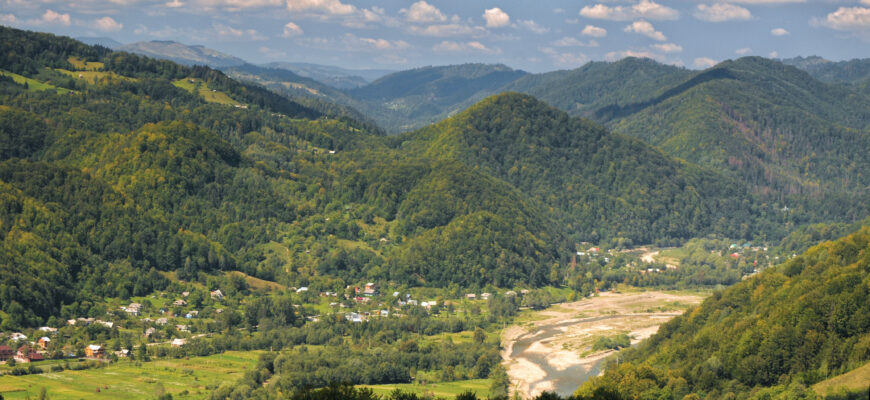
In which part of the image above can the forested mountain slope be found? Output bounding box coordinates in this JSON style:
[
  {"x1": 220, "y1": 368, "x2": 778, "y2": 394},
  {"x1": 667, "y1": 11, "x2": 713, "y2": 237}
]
[
  {"x1": 505, "y1": 57, "x2": 691, "y2": 118},
  {"x1": 599, "y1": 57, "x2": 870, "y2": 225},
  {"x1": 399, "y1": 93, "x2": 773, "y2": 245},
  {"x1": 576, "y1": 224, "x2": 870, "y2": 399},
  {"x1": 0, "y1": 27, "x2": 565, "y2": 328}
]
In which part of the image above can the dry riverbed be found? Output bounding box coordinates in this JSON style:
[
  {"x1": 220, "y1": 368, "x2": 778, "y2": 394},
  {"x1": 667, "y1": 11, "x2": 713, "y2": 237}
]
[{"x1": 502, "y1": 290, "x2": 706, "y2": 399}]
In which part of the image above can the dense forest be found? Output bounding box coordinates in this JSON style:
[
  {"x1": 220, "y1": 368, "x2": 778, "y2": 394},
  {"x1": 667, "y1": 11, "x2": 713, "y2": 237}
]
[{"x1": 574, "y1": 225, "x2": 870, "y2": 399}]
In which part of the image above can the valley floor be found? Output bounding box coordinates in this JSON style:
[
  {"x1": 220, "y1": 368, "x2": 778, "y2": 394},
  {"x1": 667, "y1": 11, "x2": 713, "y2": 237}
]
[{"x1": 502, "y1": 290, "x2": 707, "y2": 399}]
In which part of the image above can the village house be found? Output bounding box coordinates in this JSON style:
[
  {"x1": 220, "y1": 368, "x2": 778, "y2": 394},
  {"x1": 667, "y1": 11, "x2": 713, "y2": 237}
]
[
  {"x1": 38, "y1": 326, "x2": 57, "y2": 334},
  {"x1": 296, "y1": 287, "x2": 309, "y2": 293},
  {"x1": 181, "y1": 291, "x2": 190, "y2": 297},
  {"x1": 363, "y1": 283, "x2": 378, "y2": 296},
  {"x1": 173, "y1": 299, "x2": 188, "y2": 306},
  {"x1": 185, "y1": 310, "x2": 199, "y2": 319},
  {"x1": 210, "y1": 289, "x2": 224, "y2": 300},
  {"x1": 14, "y1": 346, "x2": 44, "y2": 363},
  {"x1": 171, "y1": 338, "x2": 187, "y2": 347},
  {"x1": 176, "y1": 324, "x2": 189, "y2": 332},
  {"x1": 9, "y1": 332, "x2": 27, "y2": 342},
  {"x1": 481, "y1": 293, "x2": 491, "y2": 300},
  {"x1": 465, "y1": 293, "x2": 476, "y2": 300},
  {"x1": 125, "y1": 303, "x2": 142, "y2": 316},
  {"x1": 156, "y1": 317, "x2": 169, "y2": 325},
  {"x1": 114, "y1": 349, "x2": 130, "y2": 358},
  {"x1": 144, "y1": 327, "x2": 156, "y2": 337},
  {"x1": 85, "y1": 344, "x2": 105, "y2": 359},
  {"x1": 95, "y1": 320, "x2": 113, "y2": 328},
  {"x1": 38, "y1": 337, "x2": 51, "y2": 349},
  {"x1": 0, "y1": 345, "x2": 13, "y2": 362}
]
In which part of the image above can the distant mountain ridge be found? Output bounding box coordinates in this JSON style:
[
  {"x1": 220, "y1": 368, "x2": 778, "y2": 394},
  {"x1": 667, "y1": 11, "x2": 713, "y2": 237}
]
[
  {"x1": 119, "y1": 40, "x2": 247, "y2": 68},
  {"x1": 76, "y1": 36, "x2": 123, "y2": 49},
  {"x1": 263, "y1": 62, "x2": 394, "y2": 89}
]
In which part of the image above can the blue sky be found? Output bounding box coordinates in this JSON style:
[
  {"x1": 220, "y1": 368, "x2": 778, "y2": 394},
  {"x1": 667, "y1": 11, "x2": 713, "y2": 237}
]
[{"x1": 2, "y1": 0, "x2": 870, "y2": 72}]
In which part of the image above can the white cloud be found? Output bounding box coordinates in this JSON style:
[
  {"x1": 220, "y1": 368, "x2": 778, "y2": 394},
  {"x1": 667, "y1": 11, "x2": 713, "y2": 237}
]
[
  {"x1": 94, "y1": 16, "x2": 122, "y2": 32},
  {"x1": 287, "y1": 0, "x2": 355, "y2": 15},
  {"x1": 652, "y1": 42, "x2": 682, "y2": 53},
  {"x1": 553, "y1": 37, "x2": 599, "y2": 47},
  {"x1": 580, "y1": 0, "x2": 679, "y2": 21},
  {"x1": 346, "y1": 34, "x2": 411, "y2": 50},
  {"x1": 695, "y1": 3, "x2": 751, "y2": 22},
  {"x1": 736, "y1": 47, "x2": 752, "y2": 55},
  {"x1": 769, "y1": 51, "x2": 778, "y2": 58},
  {"x1": 0, "y1": 14, "x2": 19, "y2": 25},
  {"x1": 165, "y1": 0, "x2": 184, "y2": 7},
  {"x1": 483, "y1": 7, "x2": 509, "y2": 28},
  {"x1": 728, "y1": 0, "x2": 804, "y2": 3},
  {"x1": 770, "y1": 27, "x2": 789, "y2": 36},
  {"x1": 818, "y1": 7, "x2": 870, "y2": 31},
  {"x1": 214, "y1": 23, "x2": 266, "y2": 40},
  {"x1": 518, "y1": 19, "x2": 549, "y2": 34},
  {"x1": 541, "y1": 47, "x2": 589, "y2": 67},
  {"x1": 693, "y1": 57, "x2": 717, "y2": 68},
  {"x1": 433, "y1": 40, "x2": 500, "y2": 54},
  {"x1": 408, "y1": 23, "x2": 483, "y2": 37},
  {"x1": 624, "y1": 20, "x2": 666, "y2": 41},
  {"x1": 282, "y1": 21, "x2": 303, "y2": 37},
  {"x1": 31, "y1": 9, "x2": 71, "y2": 26},
  {"x1": 605, "y1": 50, "x2": 659, "y2": 61},
  {"x1": 582, "y1": 24, "x2": 607, "y2": 37},
  {"x1": 198, "y1": 0, "x2": 282, "y2": 8},
  {"x1": 401, "y1": 1, "x2": 446, "y2": 23}
]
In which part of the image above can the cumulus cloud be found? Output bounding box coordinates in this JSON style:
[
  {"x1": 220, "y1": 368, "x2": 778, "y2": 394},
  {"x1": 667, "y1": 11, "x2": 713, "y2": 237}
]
[
  {"x1": 346, "y1": 34, "x2": 411, "y2": 50},
  {"x1": 94, "y1": 16, "x2": 122, "y2": 32},
  {"x1": 652, "y1": 42, "x2": 682, "y2": 53},
  {"x1": 214, "y1": 23, "x2": 266, "y2": 40},
  {"x1": 29, "y1": 9, "x2": 71, "y2": 26},
  {"x1": 401, "y1": 1, "x2": 446, "y2": 23},
  {"x1": 582, "y1": 24, "x2": 607, "y2": 37},
  {"x1": 1, "y1": 14, "x2": 19, "y2": 25},
  {"x1": 198, "y1": 0, "x2": 282, "y2": 8},
  {"x1": 282, "y1": 21, "x2": 303, "y2": 37},
  {"x1": 605, "y1": 50, "x2": 659, "y2": 61},
  {"x1": 287, "y1": 0, "x2": 356, "y2": 15},
  {"x1": 736, "y1": 47, "x2": 752, "y2": 55},
  {"x1": 553, "y1": 37, "x2": 599, "y2": 47},
  {"x1": 770, "y1": 27, "x2": 789, "y2": 36},
  {"x1": 165, "y1": 0, "x2": 184, "y2": 7},
  {"x1": 433, "y1": 40, "x2": 500, "y2": 54},
  {"x1": 817, "y1": 7, "x2": 870, "y2": 31},
  {"x1": 695, "y1": 3, "x2": 751, "y2": 22},
  {"x1": 483, "y1": 7, "x2": 509, "y2": 28},
  {"x1": 693, "y1": 57, "x2": 717, "y2": 68},
  {"x1": 580, "y1": 0, "x2": 679, "y2": 21},
  {"x1": 624, "y1": 20, "x2": 666, "y2": 41},
  {"x1": 769, "y1": 51, "x2": 778, "y2": 58},
  {"x1": 408, "y1": 23, "x2": 483, "y2": 37},
  {"x1": 541, "y1": 47, "x2": 589, "y2": 67},
  {"x1": 518, "y1": 19, "x2": 549, "y2": 34},
  {"x1": 728, "y1": 0, "x2": 804, "y2": 3}
]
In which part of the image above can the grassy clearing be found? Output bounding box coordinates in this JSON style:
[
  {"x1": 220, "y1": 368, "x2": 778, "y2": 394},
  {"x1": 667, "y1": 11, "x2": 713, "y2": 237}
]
[
  {"x1": 813, "y1": 362, "x2": 870, "y2": 397},
  {"x1": 360, "y1": 379, "x2": 491, "y2": 398},
  {"x1": 173, "y1": 78, "x2": 238, "y2": 105},
  {"x1": 67, "y1": 57, "x2": 104, "y2": 71},
  {"x1": 0, "y1": 70, "x2": 70, "y2": 93},
  {"x1": 226, "y1": 270, "x2": 286, "y2": 291},
  {"x1": 56, "y1": 69, "x2": 135, "y2": 85},
  {"x1": 0, "y1": 351, "x2": 262, "y2": 399}
]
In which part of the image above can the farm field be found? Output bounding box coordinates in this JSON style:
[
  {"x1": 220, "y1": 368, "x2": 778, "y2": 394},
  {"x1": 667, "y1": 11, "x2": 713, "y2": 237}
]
[{"x1": 0, "y1": 351, "x2": 262, "y2": 399}]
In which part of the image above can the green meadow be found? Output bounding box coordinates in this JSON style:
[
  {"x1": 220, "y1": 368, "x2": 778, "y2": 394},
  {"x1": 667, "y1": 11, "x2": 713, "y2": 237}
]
[{"x1": 0, "y1": 351, "x2": 262, "y2": 399}]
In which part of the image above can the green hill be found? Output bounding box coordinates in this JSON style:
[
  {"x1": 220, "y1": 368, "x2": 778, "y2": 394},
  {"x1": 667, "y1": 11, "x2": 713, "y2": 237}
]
[
  {"x1": 576, "y1": 224, "x2": 870, "y2": 399},
  {"x1": 600, "y1": 57, "x2": 870, "y2": 224},
  {"x1": 0, "y1": 27, "x2": 564, "y2": 327},
  {"x1": 399, "y1": 92, "x2": 771, "y2": 245}
]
